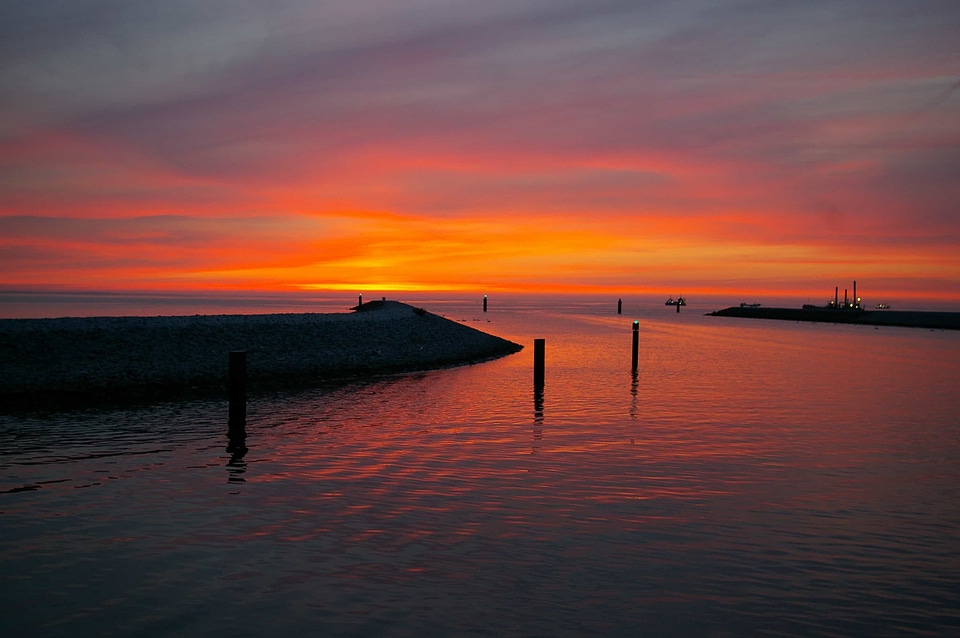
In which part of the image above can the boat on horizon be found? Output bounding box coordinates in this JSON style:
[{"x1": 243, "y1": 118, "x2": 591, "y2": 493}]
[
  {"x1": 665, "y1": 296, "x2": 686, "y2": 306},
  {"x1": 740, "y1": 302, "x2": 761, "y2": 308},
  {"x1": 875, "y1": 302, "x2": 890, "y2": 309}
]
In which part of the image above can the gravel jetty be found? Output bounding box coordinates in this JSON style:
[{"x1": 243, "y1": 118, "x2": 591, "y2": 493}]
[
  {"x1": 707, "y1": 306, "x2": 960, "y2": 330},
  {"x1": 0, "y1": 300, "x2": 523, "y2": 410}
]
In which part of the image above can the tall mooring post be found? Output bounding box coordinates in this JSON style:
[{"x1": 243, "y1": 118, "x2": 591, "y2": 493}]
[
  {"x1": 533, "y1": 339, "x2": 545, "y2": 390},
  {"x1": 483, "y1": 294, "x2": 488, "y2": 313},
  {"x1": 358, "y1": 293, "x2": 363, "y2": 306},
  {"x1": 618, "y1": 298, "x2": 622, "y2": 314},
  {"x1": 229, "y1": 350, "x2": 247, "y2": 429},
  {"x1": 632, "y1": 320, "x2": 639, "y2": 373}
]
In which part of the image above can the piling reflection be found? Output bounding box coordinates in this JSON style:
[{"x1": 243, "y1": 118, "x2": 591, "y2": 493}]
[
  {"x1": 226, "y1": 425, "x2": 248, "y2": 484},
  {"x1": 532, "y1": 387, "x2": 544, "y2": 454}
]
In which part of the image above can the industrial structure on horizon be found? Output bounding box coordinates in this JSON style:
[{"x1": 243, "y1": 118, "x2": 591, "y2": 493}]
[{"x1": 804, "y1": 281, "x2": 862, "y2": 311}]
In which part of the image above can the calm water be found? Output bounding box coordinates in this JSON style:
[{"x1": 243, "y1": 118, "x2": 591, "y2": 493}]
[{"x1": 2, "y1": 296, "x2": 959, "y2": 636}]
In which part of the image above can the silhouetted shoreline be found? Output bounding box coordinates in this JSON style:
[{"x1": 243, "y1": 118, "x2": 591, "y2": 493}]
[
  {"x1": 708, "y1": 306, "x2": 960, "y2": 330},
  {"x1": 0, "y1": 301, "x2": 523, "y2": 411}
]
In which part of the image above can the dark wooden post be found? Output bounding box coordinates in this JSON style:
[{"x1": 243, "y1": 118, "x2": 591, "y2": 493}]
[
  {"x1": 358, "y1": 293, "x2": 362, "y2": 306},
  {"x1": 533, "y1": 339, "x2": 545, "y2": 390},
  {"x1": 483, "y1": 294, "x2": 487, "y2": 313},
  {"x1": 676, "y1": 302, "x2": 680, "y2": 313},
  {"x1": 229, "y1": 351, "x2": 247, "y2": 429},
  {"x1": 618, "y1": 298, "x2": 622, "y2": 314},
  {"x1": 632, "y1": 320, "x2": 639, "y2": 373}
]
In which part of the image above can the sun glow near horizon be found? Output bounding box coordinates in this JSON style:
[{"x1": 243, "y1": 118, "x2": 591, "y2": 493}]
[{"x1": 3, "y1": 207, "x2": 958, "y2": 304}]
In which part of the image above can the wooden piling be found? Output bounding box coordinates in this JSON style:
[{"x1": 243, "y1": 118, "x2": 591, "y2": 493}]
[
  {"x1": 632, "y1": 320, "x2": 639, "y2": 373},
  {"x1": 618, "y1": 298, "x2": 622, "y2": 314},
  {"x1": 533, "y1": 339, "x2": 545, "y2": 389},
  {"x1": 483, "y1": 294, "x2": 487, "y2": 313},
  {"x1": 229, "y1": 350, "x2": 247, "y2": 428}
]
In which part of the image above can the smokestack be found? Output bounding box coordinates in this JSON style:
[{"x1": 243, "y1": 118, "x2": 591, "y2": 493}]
[
  {"x1": 853, "y1": 280, "x2": 857, "y2": 308},
  {"x1": 844, "y1": 289, "x2": 848, "y2": 308},
  {"x1": 835, "y1": 287, "x2": 839, "y2": 307}
]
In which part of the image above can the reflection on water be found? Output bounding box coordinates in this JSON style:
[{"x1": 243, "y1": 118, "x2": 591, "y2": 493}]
[
  {"x1": 1, "y1": 301, "x2": 959, "y2": 636},
  {"x1": 532, "y1": 387, "x2": 544, "y2": 455},
  {"x1": 225, "y1": 426, "x2": 248, "y2": 485}
]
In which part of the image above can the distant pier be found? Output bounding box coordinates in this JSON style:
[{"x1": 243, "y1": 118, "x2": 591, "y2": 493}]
[{"x1": 707, "y1": 306, "x2": 960, "y2": 331}]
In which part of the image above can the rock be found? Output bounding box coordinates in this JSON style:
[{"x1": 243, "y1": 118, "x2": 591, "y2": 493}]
[{"x1": 0, "y1": 301, "x2": 523, "y2": 411}]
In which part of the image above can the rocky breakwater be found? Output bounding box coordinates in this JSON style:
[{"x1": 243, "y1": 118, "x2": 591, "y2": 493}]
[
  {"x1": 0, "y1": 300, "x2": 523, "y2": 411},
  {"x1": 707, "y1": 306, "x2": 960, "y2": 330}
]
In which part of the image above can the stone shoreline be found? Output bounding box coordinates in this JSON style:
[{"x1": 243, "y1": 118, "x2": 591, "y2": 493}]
[
  {"x1": 707, "y1": 306, "x2": 960, "y2": 330},
  {"x1": 0, "y1": 300, "x2": 523, "y2": 411}
]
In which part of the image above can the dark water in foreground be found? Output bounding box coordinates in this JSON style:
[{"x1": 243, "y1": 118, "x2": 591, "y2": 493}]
[{"x1": 2, "y1": 297, "x2": 959, "y2": 636}]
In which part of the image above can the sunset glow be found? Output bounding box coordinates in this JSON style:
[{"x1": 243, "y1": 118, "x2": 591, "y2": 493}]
[{"x1": 2, "y1": 1, "x2": 958, "y2": 302}]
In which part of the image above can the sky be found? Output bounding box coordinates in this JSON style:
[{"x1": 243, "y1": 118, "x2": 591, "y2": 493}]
[{"x1": 1, "y1": 0, "x2": 958, "y2": 302}]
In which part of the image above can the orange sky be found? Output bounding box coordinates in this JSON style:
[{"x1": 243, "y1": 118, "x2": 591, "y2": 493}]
[{"x1": 1, "y1": 1, "x2": 958, "y2": 303}]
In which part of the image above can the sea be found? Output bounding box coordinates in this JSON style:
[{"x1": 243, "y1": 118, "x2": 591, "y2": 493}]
[{"x1": 2, "y1": 291, "x2": 959, "y2": 637}]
